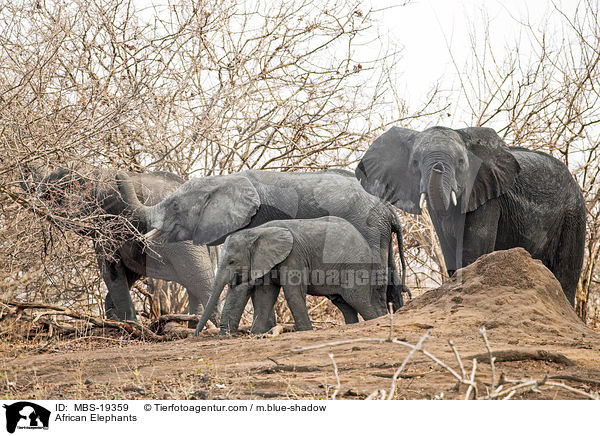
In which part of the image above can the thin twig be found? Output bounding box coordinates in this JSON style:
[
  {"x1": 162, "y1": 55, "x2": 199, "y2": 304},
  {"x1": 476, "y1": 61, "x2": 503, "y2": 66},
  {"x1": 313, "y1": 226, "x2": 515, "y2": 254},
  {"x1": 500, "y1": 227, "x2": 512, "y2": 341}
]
[
  {"x1": 329, "y1": 353, "x2": 341, "y2": 400},
  {"x1": 448, "y1": 339, "x2": 466, "y2": 380},
  {"x1": 291, "y1": 338, "x2": 390, "y2": 353},
  {"x1": 465, "y1": 358, "x2": 478, "y2": 400},
  {"x1": 544, "y1": 381, "x2": 600, "y2": 400},
  {"x1": 388, "y1": 330, "x2": 430, "y2": 400},
  {"x1": 479, "y1": 326, "x2": 496, "y2": 392},
  {"x1": 365, "y1": 389, "x2": 387, "y2": 400}
]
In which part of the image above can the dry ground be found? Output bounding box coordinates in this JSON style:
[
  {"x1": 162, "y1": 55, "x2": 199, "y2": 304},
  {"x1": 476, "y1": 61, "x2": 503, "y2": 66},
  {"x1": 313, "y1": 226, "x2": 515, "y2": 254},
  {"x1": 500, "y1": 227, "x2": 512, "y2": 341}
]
[{"x1": 1, "y1": 248, "x2": 599, "y2": 400}]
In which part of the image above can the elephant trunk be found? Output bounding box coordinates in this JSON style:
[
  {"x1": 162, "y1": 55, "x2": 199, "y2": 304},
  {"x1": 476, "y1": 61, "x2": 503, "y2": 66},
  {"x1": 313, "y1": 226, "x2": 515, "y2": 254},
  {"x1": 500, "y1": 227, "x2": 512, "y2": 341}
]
[
  {"x1": 193, "y1": 267, "x2": 230, "y2": 336},
  {"x1": 424, "y1": 162, "x2": 457, "y2": 212},
  {"x1": 219, "y1": 282, "x2": 251, "y2": 335},
  {"x1": 115, "y1": 172, "x2": 157, "y2": 232}
]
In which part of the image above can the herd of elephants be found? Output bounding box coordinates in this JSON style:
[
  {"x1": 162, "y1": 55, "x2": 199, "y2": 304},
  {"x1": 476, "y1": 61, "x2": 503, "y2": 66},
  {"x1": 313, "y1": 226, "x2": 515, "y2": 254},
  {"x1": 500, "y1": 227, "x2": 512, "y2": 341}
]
[{"x1": 25, "y1": 126, "x2": 587, "y2": 336}]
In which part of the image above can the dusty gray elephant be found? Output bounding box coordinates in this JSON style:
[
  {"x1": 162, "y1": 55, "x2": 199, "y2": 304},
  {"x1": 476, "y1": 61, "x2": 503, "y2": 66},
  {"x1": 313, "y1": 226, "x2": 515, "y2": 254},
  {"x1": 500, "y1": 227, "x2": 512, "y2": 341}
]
[
  {"x1": 115, "y1": 169, "x2": 409, "y2": 323},
  {"x1": 23, "y1": 166, "x2": 216, "y2": 323},
  {"x1": 356, "y1": 126, "x2": 586, "y2": 304},
  {"x1": 211, "y1": 217, "x2": 386, "y2": 335}
]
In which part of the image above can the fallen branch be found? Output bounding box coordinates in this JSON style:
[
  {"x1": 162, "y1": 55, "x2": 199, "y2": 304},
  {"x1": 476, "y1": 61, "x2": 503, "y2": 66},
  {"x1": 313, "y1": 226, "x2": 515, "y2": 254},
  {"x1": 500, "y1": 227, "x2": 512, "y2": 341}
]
[
  {"x1": 149, "y1": 314, "x2": 202, "y2": 330},
  {"x1": 548, "y1": 374, "x2": 600, "y2": 387},
  {"x1": 467, "y1": 349, "x2": 575, "y2": 367},
  {"x1": 291, "y1": 337, "x2": 392, "y2": 353},
  {"x1": 371, "y1": 370, "x2": 435, "y2": 379},
  {"x1": 1, "y1": 299, "x2": 165, "y2": 341},
  {"x1": 488, "y1": 376, "x2": 599, "y2": 400}
]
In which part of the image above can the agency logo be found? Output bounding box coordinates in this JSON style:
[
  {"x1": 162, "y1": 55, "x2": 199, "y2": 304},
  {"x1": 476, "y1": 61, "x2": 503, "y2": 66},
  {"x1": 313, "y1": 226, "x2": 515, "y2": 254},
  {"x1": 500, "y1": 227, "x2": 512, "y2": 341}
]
[{"x1": 3, "y1": 402, "x2": 50, "y2": 433}]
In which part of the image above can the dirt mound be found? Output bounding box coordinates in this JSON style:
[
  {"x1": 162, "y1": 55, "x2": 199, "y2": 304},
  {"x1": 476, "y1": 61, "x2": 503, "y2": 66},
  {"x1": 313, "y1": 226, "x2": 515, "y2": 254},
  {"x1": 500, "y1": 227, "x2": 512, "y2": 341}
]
[
  {"x1": 401, "y1": 247, "x2": 592, "y2": 341},
  {"x1": 2, "y1": 248, "x2": 599, "y2": 400}
]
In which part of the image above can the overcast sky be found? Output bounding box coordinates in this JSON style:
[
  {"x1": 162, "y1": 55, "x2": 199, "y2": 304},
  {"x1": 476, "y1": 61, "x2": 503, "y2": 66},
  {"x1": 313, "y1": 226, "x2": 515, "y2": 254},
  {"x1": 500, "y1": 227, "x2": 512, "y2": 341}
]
[{"x1": 369, "y1": 0, "x2": 578, "y2": 124}]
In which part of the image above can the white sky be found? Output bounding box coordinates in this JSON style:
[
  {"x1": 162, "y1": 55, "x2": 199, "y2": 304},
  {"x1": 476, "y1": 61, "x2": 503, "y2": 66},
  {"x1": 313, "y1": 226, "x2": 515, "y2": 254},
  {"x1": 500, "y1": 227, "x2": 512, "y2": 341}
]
[{"x1": 369, "y1": 0, "x2": 578, "y2": 124}]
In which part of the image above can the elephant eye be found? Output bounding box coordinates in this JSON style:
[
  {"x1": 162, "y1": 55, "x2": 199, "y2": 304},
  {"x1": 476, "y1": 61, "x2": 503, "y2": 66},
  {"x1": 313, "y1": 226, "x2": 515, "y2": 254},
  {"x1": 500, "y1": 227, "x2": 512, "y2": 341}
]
[
  {"x1": 411, "y1": 159, "x2": 419, "y2": 168},
  {"x1": 458, "y1": 157, "x2": 465, "y2": 165}
]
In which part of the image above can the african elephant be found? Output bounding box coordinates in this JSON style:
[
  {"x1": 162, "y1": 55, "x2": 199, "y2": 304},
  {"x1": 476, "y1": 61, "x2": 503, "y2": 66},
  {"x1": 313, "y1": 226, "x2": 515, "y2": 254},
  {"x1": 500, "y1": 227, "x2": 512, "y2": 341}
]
[
  {"x1": 356, "y1": 126, "x2": 586, "y2": 305},
  {"x1": 23, "y1": 167, "x2": 216, "y2": 323},
  {"x1": 115, "y1": 169, "x2": 409, "y2": 326},
  {"x1": 211, "y1": 217, "x2": 386, "y2": 334}
]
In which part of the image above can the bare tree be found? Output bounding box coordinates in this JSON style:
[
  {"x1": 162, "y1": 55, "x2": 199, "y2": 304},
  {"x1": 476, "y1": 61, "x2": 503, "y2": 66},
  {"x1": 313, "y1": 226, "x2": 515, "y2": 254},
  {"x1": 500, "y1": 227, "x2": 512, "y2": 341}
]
[{"x1": 0, "y1": 0, "x2": 435, "y2": 322}]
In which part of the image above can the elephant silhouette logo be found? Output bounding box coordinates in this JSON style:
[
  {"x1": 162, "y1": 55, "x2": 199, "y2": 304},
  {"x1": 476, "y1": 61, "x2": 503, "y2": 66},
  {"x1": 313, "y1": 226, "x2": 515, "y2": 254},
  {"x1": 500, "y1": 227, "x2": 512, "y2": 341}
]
[{"x1": 3, "y1": 402, "x2": 50, "y2": 433}]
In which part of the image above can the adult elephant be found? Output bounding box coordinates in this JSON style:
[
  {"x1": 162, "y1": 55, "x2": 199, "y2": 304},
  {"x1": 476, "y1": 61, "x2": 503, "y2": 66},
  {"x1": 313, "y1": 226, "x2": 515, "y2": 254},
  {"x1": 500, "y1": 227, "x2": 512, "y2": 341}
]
[
  {"x1": 23, "y1": 167, "x2": 216, "y2": 323},
  {"x1": 115, "y1": 169, "x2": 409, "y2": 330},
  {"x1": 355, "y1": 126, "x2": 586, "y2": 305}
]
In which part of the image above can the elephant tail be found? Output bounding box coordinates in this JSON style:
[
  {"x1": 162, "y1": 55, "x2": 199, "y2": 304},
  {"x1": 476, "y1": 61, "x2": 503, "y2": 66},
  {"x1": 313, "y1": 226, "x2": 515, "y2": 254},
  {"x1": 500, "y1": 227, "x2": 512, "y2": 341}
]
[{"x1": 389, "y1": 204, "x2": 411, "y2": 302}]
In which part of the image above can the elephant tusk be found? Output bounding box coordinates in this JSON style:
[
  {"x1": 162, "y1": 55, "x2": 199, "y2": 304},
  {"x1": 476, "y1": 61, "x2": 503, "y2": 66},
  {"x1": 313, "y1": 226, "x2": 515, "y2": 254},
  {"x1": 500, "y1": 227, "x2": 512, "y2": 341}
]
[
  {"x1": 451, "y1": 190, "x2": 458, "y2": 207},
  {"x1": 419, "y1": 192, "x2": 427, "y2": 209},
  {"x1": 144, "y1": 228, "x2": 162, "y2": 241}
]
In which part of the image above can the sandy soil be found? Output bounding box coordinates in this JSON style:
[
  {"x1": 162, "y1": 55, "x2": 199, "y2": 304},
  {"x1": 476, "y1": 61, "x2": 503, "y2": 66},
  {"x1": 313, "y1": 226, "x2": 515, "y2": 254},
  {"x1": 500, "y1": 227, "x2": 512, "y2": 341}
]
[{"x1": 2, "y1": 248, "x2": 599, "y2": 400}]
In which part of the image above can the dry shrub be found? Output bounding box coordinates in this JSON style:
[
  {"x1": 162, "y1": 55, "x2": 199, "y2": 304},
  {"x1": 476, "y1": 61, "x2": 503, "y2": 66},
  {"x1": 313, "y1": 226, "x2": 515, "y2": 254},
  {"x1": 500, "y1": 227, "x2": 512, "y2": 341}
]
[{"x1": 1, "y1": 0, "x2": 600, "y2": 330}]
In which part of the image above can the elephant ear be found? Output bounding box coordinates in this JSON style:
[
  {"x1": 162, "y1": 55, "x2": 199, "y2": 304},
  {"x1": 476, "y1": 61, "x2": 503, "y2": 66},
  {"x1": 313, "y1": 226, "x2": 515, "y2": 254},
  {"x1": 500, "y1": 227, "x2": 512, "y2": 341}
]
[
  {"x1": 191, "y1": 175, "x2": 261, "y2": 245},
  {"x1": 456, "y1": 127, "x2": 521, "y2": 213},
  {"x1": 249, "y1": 227, "x2": 293, "y2": 280},
  {"x1": 355, "y1": 127, "x2": 422, "y2": 214},
  {"x1": 39, "y1": 167, "x2": 70, "y2": 199}
]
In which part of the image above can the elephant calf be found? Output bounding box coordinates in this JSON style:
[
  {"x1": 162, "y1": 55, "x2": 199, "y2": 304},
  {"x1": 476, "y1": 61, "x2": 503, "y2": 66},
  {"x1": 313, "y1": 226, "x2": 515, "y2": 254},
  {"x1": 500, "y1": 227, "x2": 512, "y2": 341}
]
[{"x1": 197, "y1": 217, "x2": 388, "y2": 335}]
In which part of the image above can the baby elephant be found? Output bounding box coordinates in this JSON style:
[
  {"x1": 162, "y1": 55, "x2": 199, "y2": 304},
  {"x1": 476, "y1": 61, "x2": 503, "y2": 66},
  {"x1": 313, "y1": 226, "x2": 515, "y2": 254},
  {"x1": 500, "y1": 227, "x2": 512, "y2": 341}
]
[{"x1": 195, "y1": 217, "x2": 388, "y2": 335}]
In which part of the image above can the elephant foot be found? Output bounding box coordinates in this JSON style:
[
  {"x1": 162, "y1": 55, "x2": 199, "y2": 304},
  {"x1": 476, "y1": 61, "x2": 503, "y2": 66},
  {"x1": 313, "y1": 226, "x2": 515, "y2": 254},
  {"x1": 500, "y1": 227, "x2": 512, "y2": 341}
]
[
  {"x1": 105, "y1": 309, "x2": 138, "y2": 322},
  {"x1": 250, "y1": 326, "x2": 270, "y2": 335},
  {"x1": 105, "y1": 308, "x2": 120, "y2": 321},
  {"x1": 218, "y1": 328, "x2": 234, "y2": 336}
]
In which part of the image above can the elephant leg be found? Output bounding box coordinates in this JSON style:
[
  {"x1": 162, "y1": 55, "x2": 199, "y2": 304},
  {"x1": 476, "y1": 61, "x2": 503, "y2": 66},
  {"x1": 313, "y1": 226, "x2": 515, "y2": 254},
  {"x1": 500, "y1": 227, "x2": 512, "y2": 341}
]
[
  {"x1": 282, "y1": 284, "x2": 312, "y2": 331},
  {"x1": 173, "y1": 244, "x2": 217, "y2": 327},
  {"x1": 250, "y1": 298, "x2": 277, "y2": 333},
  {"x1": 148, "y1": 242, "x2": 217, "y2": 328},
  {"x1": 386, "y1": 240, "x2": 404, "y2": 310},
  {"x1": 342, "y1": 286, "x2": 386, "y2": 321},
  {"x1": 250, "y1": 283, "x2": 280, "y2": 334},
  {"x1": 97, "y1": 254, "x2": 138, "y2": 321},
  {"x1": 219, "y1": 283, "x2": 252, "y2": 335},
  {"x1": 363, "y1": 224, "x2": 393, "y2": 313},
  {"x1": 104, "y1": 294, "x2": 117, "y2": 320},
  {"x1": 328, "y1": 295, "x2": 359, "y2": 324}
]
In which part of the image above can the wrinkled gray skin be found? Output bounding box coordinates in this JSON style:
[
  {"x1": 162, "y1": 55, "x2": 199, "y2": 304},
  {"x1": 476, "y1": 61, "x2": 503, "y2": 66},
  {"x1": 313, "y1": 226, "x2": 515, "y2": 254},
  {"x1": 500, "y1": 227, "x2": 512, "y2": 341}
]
[
  {"x1": 356, "y1": 126, "x2": 586, "y2": 305},
  {"x1": 214, "y1": 217, "x2": 386, "y2": 334},
  {"x1": 23, "y1": 167, "x2": 216, "y2": 323},
  {"x1": 116, "y1": 169, "x2": 408, "y2": 332}
]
